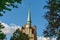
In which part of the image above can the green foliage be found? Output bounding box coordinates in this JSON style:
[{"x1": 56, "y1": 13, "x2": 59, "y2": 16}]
[
  {"x1": 0, "y1": 33, "x2": 6, "y2": 40},
  {"x1": 0, "y1": 0, "x2": 22, "y2": 16},
  {"x1": 0, "y1": 23, "x2": 6, "y2": 40},
  {"x1": 43, "y1": 0, "x2": 60, "y2": 40},
  {"x1": 10, "y1": 28, "x2": 29, "y2": 40}
]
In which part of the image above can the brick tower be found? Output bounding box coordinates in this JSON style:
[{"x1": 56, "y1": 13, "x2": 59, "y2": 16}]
[{"x1": 19, "y1": 9, "x2": 37, "y2": 40}]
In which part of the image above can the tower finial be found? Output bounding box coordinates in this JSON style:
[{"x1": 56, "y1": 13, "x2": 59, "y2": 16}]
[{"x1": 27, "y1": 8, "x2": 31, "y2": 24}]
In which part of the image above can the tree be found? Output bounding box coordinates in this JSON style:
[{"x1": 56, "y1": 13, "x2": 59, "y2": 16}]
[
  {"x1": 43, "y1": 0, "x2": 60, "y2": 40},
  {"x1": 0, "y1": 0, "x2": 22, "y2": 16},
  {"x1": 0, "y1": 23, "x2": 6, "y2": 40},
  {"x1": 10, "y1": 28, "x2": 29, "y2": 40}
]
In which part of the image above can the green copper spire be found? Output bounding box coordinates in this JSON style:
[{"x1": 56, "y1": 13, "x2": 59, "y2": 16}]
[{"x1": 27, "y1": 8, "x2": 31, "y2": 24}]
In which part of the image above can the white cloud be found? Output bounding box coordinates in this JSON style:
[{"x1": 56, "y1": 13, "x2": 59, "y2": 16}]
[
  {"x1": 37, "y1": 36, "x2": 48, "y2": 40},
  {"x1": 0, "y1": 22, "x2": 20, "y2": 34},
  {"x1": 38, "y1": 36, "x2": 56, "y2": 40}
]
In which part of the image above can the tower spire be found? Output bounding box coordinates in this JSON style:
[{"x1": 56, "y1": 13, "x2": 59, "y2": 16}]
[{"x1": 27, "y1": 8, "x2": 31, "y2": 25}]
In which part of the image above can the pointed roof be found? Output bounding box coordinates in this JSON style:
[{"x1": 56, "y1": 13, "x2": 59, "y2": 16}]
[{"x1": 27, "y1": 8, "x2": 31, "y2": 24}]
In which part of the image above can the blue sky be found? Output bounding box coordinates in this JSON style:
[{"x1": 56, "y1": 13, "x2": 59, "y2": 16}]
[{"x1": 0, "y1": 0, "x2": 48, "y2": 37}]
